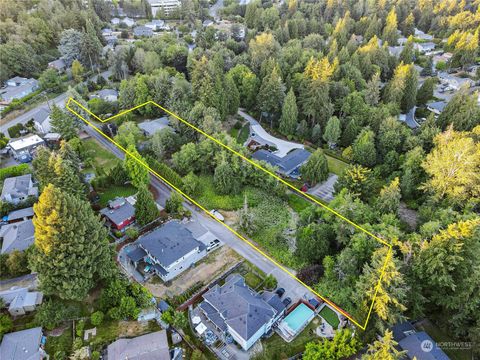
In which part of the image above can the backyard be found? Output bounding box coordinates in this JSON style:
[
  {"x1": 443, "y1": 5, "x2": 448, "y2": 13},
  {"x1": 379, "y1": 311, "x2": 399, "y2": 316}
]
[
  {"x1": 319, "y1": 306, "x2": 340, "y2": 329},
  {"x1": 97, "y1": 184, "x2": 137, "y2": 207},
  {"x1": 81, "y1": 138, "x2": 120, "y2": 174}
]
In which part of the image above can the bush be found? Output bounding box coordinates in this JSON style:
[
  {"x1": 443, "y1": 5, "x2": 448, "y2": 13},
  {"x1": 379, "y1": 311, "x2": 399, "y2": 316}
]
[
  {"x1": 75, "y1": 319, "x2": 85, "y2": 337},
  {"x1": 90, "y1": 311, "x2": 104, "y2": 326},
  {"x1": 0, "y1": 164, "x2": 30, "y2": 182},
  {"x1": 7, "y1": 124, "x2": 26, "y2": 138},
  {"x1": 125, "y1": 227, "x2": 139, "y2": 239},
  {"x1": 145, "y1": 155, "x2": 184, "y2": 190},
  {"x1": 0, "y1": 314, "x2": 13, "y2": 339},
  {"x1": 91, "y1": 351, "x2": 100, "y2": 360},
  {"x1": 34, "y1": 298, "x2": 82, "y2": 330},
  {"x1": 263, "y1": 274, "x2": 277, "y2": 290}
]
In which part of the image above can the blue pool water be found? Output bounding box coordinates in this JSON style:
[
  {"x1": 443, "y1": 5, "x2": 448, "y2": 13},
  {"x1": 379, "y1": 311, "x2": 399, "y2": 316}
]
[{"x1": 283, "y1": 303, "x2": 314, "y2": 333}]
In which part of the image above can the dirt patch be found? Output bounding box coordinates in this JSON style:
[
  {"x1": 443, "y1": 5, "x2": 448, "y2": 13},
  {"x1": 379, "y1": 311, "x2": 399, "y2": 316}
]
[
  {"x1": 398, "y1": 202, "x2": 418, "y2": 229},
  {"x1": 144, "y1": 246, "x2": 242, "y2": 298},
  {"x1": 117, "y1": 321, "x2": 151, "y2": 337}
]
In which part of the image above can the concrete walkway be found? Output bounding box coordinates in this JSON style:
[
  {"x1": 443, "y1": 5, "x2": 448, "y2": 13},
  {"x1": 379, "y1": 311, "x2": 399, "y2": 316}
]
[{"x1": 238, "y1": 110, "x2": 304, "y2": 157}]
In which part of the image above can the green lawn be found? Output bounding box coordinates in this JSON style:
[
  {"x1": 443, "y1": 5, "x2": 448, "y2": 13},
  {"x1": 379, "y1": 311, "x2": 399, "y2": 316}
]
[
  {"x1": 196, "y1": 175, "x2": 266, "y2": 210},
  {"x1": 83, "y1": 138, "x2": 120, "y2": 174},
  {"x1": 97, "y1": 185, "x2": 137, "y2": 207},
  {"x1": 244, "y1": 272, "x2": 263, "y2": 290},
  {"x1": 237, "y1": 123, "x2": 250, "y2": 144},
  {"x1": 254, "y1": 320, "x2": 320, "y2": 360},
  {"x1": 287, "y1": 193, "x2": 311, "y2": 214},
  {"x1": 325, "y1": 154, "x2": 348, "y2": 176},
  {"x1": 319, "y1": 306, "x2": 340, "y2": 329}
]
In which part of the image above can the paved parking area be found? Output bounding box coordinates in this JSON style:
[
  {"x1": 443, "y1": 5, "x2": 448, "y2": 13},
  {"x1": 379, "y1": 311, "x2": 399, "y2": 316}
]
[{"x1": 307, "y1": 174, "x2": 338, "y2": 203}]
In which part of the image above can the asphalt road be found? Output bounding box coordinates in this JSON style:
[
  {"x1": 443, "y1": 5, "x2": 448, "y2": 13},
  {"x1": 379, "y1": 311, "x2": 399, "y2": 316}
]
[
  {"x1": 1, "y1": 70, "x2": 111, "y2": 137},
  {"x1": 83, "y1": 124, "x2": 314, "y2": 302}
]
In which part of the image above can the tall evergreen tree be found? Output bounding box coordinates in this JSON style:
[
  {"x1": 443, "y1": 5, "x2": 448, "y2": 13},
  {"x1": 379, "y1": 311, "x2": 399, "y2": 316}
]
[
  {"x1": 82, "y1": 19, "x2": 102, "y2": 68},
  {"x1": 352, "y1": 128, "x2": 377, "y2": 167},
  {"x1": 134, "y1": 185, "x2": 159, "y2": 226},
  {"x1": 383, "y1": 8, "x2": 399, "y2": 45},
  {"x1": 323, "y1": 116, "x2": 341, "y2": 148},
  {"x1": 50, "y1": 105, "x2": 79, "y2": 140},
  {"x1": 31, "y1": 185, "x2": 114, "y2": 300},
  {"x1": 257, "y1": 65, "x2": 285, "y2": 126},
  {"x1": 124, "y1": 145, "x2": 150, "y2": 188},
  {"x1": 279, "y1": 88, "x2": 298, "y2": 136},
  {"x1": 300, "y1": 149, "x2": 329, "y2": 184},
  {"x1": 362, "y1": 330, "x2": 407, "y2": 360}
]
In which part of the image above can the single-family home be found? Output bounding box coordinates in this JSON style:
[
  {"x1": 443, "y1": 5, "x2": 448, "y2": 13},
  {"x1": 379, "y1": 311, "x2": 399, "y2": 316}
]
[
  {"x1": 111, "y1": 17, "x2": 121, "y2": 25},
  {"x1": 427, "y1": 101, "x2": 447, "y2": 116},
  {"x1": 104, "y1": 34, "x2": 118, "y2": 46},
  {"x1": 107, "y1": 330, "x2": 170, "y2": 359},
  {"x1": 0, "y1": 327, "x2": 47, "y2": 359},
  {"x1": 31, "y1": 108, "x2": 51, "y2": 134},
  {"x1": 0, "y1": 77, "x2": 39, "y2": 104},
  {"x1": 5, "y1": 207, "x2": 34, "y2": 224},
  {"x1": 148, "y1": 0, "x2": 181, "y2": 16},
  {"x1": 437, "y1": 72, "x2": 475, "y2": 91},
  {"x1": 145, "y1": 19, "x2": 167, "y2": 31},
  {"x1": 92, "y1": 89, "x2": 119, "y2": 102},
  {"x1": 432, "y1": 52, "x2": 453, "y2": 67},
  {"x1": 7, "y1": 134, "x2": 45, "y2": 159},
  {"x1": 122, "y1": 17, "x2": 135, "y2": 27},
  {"x1": 414, "y1": 42, "x2": 436, "y2": 54},
  {"x1": 0, "y1": 219, "x2": 35, "y2": 254},
  {"x1": 203, "y1": 19, "x2": 214, "y2": 27},
  {"x1": 1, "y1": 174, "x2": 38, "y2": 205},
  {"x1": 251, "y1": 148, "x2": 311, "y2": 179},
  {"x1": 414, "y1": 28, "x2": 434, "y2": 41},
  {"x1": 100, "y1": 197, "x2": 135, "y2": 231},
  {"x1": 133, "y1": 25, "x2": 154, "y2": 37},
  {"x1": 392, "y1": 322, "x2": 450, "y2": 360},
  {"x1": 199, "y1": 273, "x2": 285, "y2": 351},
  {"x1": 102, "y1": 28, "x2": 114, "y2": 37},
  {"x1": 48, "y1": 59, "x2": 66, "y2": 72},
  {"x1": 0, "y1": 287, "x2": 43, "y2": 316},
  {"x1": 388, "y1": 45, "x2": 405, "y2": 58},
  {"x1": 127, "y1": 220, "x2": 207, "y2": 282},
  {"x1": 138, "y1": 117, "x2": 172, "y2": 136}
]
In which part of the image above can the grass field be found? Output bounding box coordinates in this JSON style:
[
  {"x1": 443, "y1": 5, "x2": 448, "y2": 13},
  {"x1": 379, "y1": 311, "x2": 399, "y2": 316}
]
[
  {"x1": 97, "y1": 185, "x2": 137, "y2": 207},
  {"x1": 287, "y1": 193, "x2": 311, "y2": 214},
  {"x1": 83, "y1": 138, "x2": 120, "y2": 173},
  {"x1": 319, "y1": 306, "x2": 340, "y2": 329},
  {"x1": 325, "y1": 154, "x2": 348, "y2": 176}
]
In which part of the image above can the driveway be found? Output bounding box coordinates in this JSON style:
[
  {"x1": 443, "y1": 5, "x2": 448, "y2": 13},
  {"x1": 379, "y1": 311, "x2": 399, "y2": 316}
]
[
  {"x1": 307, "y1": 174, "x2": 338, "y2": 203},
  {"x1": 237, "y1": 110, "x2": 304, "y2": 158}
]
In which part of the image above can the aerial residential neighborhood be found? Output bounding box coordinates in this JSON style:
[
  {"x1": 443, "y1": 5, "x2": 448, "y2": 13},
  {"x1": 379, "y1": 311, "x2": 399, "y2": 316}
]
[{"x1": 0, "y1": 0, "x2": 479, "y2": 360}]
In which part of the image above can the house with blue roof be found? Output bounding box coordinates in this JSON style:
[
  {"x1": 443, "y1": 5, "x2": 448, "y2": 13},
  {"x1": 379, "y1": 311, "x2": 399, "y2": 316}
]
[{"x1": 251, "y1": 148, "x2": 311, "y2": 179}]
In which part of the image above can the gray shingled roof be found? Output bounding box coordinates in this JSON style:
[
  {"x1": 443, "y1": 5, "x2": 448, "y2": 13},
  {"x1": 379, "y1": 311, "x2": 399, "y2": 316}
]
[
  {"x1": 0, "y1": 327, "x2": 43, "y2": 360},
  {"x1": 0, "y1": 219, "x2": 35, "y2": 254},
  {"x1": 7, "y1": 207, "x2": 34, "y2": 222},
  {"x1": 252, "y1": 149, "x2": 311, "y2": 175},
  {"x1": 399, "y1": 331, "x2": 450, "y2": 360},
  {"x1": 107, "y1": 330, "x2": 170, "y2": 360},
  {"x1": 427, "y1": 101, "x2": 447, "y2": 113},
  {"x1": 202, "y1": 274, "x2": 278, "y2": 342},
  {"x1": 1, "y1": 174, "x2": 37, "y2": 202},
  {"x1": 99, "y1": 198, "x2": 135, "y2": 227},
  {"x1": 127, "y1": 247, "x2": 147, "y2": 262},
  {"x1": 137, "y1": 221, "x2": 204, "y2": 268},
  {"x1": 31, "y1": 108, "x2": 50, "y2": 125},
  {"x1": 133, "y1": 26, "x2": 153, "y2": 37}
]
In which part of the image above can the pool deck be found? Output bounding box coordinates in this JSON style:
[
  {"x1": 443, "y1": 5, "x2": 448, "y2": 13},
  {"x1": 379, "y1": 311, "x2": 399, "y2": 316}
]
[{"x1": 276, "y1": 302, "x2": 316, "y2": 342}]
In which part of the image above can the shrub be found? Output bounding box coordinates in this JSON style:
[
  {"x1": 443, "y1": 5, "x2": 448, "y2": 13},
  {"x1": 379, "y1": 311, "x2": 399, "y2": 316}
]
[
  {"x1": 0, "y1": 314, "x2": 13, "y2": 339},
  {"x1": 91, "y1": 351, "x2": 100, "y2": 360},
  {"x1": 34, "y1": 299, "x2": 82, "y2": 330},
  {"x1": 90, "y1": 311, "x2": 104, "y2": 326},
  {"x1": 75, "y1": 319, "x2": 85, "y2": 337},
  {"x1": 263, "y1": 274, "x2": 277, "y2": 290},
  {"x1": 7, "y1": 123, "x2": 26, "y2": 138},
  {"x1": 0, "y1": 164, "x2": 30, "y2": 181},
  {"x1": 125, "y1": 227, "x2": 139, "y2": 239}
]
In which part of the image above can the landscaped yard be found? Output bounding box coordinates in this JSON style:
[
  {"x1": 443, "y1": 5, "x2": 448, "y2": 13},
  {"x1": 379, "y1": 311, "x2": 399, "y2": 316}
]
[
  {"x1": 97, "y1": 185, "x2": 137, "y2": 207},
  {"x1": 319, "y1": 306, "x2": 340, "y2": 329},
  {"x1": 45, "y1": 326, "x2": 73, "y2": 358},
  {"x1": 325, "y1": 153, "x2": 348, "y2": 176},
  {"x1": 254, "y1": 318, "x2": 321, "y2": 359}
]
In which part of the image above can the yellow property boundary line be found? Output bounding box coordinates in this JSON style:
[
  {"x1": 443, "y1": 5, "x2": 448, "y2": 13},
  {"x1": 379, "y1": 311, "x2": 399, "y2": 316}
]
[{"x1": 66, "y1": 98, "x2": 393, "y2": 330}]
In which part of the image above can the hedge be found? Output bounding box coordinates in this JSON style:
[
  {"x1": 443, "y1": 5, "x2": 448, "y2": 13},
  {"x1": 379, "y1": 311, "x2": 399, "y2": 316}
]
[
  {"x1": 0, "y1": 164, "x2": 30, "y2": 182},
  {"x1": 144, "y1": 155, "x2": 184, "y2": 190}
]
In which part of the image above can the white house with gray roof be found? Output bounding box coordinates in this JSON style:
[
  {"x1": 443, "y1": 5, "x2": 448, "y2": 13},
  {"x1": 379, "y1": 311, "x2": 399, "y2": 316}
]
[
  {"x1": 31, "y1": 108, "x2": 51, "y2": 134},
  {"x1": 90, "y1": 89, "x2": 119, "y2": 102},
  {"x1": 0, "y1": 219, "x2": 35, "y2": 254},
  {"x1": 0, "y1": 287, "x2": 43, "y2": 316},
  {"x1": 0, "y1": 327, "x2": 47, "y2": 359},
  {"x1": 1, "y1": 174, "x2": 38, "y2": 205},
  {"x1": 128, "y1": 220, "x2": 208, "y2": 282},
  {"x1": 199, "y1": 274, "x2": 285, "y2": 350},
  {"x1": 7, "y1": 135, "x2": 45, "y2": 159}
]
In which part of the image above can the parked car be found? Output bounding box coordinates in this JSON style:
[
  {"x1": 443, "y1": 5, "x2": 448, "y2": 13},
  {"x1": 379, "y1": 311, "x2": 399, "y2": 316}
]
[
  {"x1": 209, "y1": 209, "x2": 224, "y2": 221},
  {"x1": 275, "y1": 287, "x2": 285, "y2": 298},
  {"x1": 207, "y1": 239, "x2": 221, "y2": 251},
  {"x1": 282, "y1": 297, "x2": 292, "y2": 307}
]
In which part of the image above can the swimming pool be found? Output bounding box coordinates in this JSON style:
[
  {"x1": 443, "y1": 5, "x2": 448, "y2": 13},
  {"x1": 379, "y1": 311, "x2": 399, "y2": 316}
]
[{"x1": 282, "y1": 303, "x2": 315, "y2": 333}]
